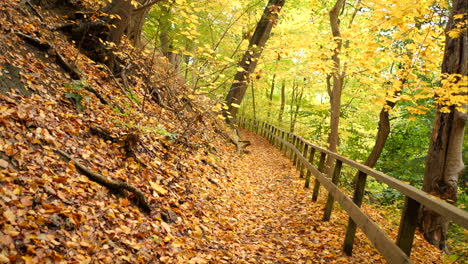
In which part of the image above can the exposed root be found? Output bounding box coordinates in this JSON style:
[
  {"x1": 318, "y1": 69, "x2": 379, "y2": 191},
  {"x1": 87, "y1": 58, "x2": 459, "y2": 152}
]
[
  {"x1": 56, "y1": 149, "x2": 151, "y2": 213},
  {"x1": 15, "y1": 32, "x2": 82, "y2": 80}
]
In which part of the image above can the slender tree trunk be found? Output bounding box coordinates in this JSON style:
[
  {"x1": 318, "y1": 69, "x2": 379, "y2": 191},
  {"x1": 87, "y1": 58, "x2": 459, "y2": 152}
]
[
  {"x1": 251, "y1": 81, "x2": 257, "y2": 119},
  {"x1": 325, "y1": 0, "x2": 346, "y2": 174},
  {"x1": 363, "y1": 101, "x2": 396, "y2": 167},
  {"x1": 363, "y1": 79, "x2": 404, "y2": 168},
  {"x1": 224, "y1": 0, "x2": 286, "y2": 124},
  {"x1": 267, "y1": 74, "x2": 276, "y2": 120},
  {"x1": 278, "y1": 79, "x2": 286, "y2": 123},
  {"x1": 289, "y1": 80, "x2": 297, "y2": 132},
  {"x1": 291, "y1": 85, "x2": 304, "y2": 134},
  {"x1": 327, "y1": 0, "x2": 345, "y2": 154},
  {"x1": 419, "y1": 0, "x2": 467, "y2": 252}
]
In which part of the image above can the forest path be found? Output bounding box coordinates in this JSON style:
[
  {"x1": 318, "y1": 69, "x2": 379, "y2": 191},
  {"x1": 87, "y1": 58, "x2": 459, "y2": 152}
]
[{"x1": 182, "y1": 129, "x2": 385, "y2": 264}]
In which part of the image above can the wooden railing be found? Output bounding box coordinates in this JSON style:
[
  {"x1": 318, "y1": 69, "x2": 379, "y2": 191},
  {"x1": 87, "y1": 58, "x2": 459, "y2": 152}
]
[{"x1": 237, "y1": 116, "x2": 468, "y2": 264}]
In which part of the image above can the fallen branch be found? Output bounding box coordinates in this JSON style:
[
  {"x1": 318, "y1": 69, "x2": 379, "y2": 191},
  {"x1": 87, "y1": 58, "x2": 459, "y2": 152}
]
[
  {"x1": 56, "y1": 149, "x2": 151, "y2": 213},
  {"x1": 24, "y1": 0, "x2": 44, "y2": 21}
]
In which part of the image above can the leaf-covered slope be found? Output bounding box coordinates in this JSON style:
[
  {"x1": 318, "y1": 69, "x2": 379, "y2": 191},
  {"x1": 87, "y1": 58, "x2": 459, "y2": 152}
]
[{"x1": 0, "y1": 1, "x2": 231, "y2": 262}]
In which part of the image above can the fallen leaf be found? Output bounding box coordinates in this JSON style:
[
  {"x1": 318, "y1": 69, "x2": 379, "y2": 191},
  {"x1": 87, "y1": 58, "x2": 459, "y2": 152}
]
[
  {"x1": 0, "y1": 159, "x2": 9, "y2": 168},
  {"x1": 150, "y1": 181, "x2": 168, "y2": 195}
]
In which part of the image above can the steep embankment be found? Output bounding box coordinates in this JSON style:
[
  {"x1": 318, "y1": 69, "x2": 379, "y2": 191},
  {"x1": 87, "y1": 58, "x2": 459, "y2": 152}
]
[{"x1": 0, "y1": 1, "x2": 232, "y2": 262}]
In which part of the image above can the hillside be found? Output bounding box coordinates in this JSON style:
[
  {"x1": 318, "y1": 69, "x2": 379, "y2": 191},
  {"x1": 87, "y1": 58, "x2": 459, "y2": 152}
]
[{"x1": 0, "y1": 1, "x2": 236, "y2": 262}]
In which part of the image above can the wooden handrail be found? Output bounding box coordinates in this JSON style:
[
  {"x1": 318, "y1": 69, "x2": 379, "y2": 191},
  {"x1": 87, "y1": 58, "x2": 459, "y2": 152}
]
[{"x1": 238, "y1": 117, "x2": 468, "y2": 264}]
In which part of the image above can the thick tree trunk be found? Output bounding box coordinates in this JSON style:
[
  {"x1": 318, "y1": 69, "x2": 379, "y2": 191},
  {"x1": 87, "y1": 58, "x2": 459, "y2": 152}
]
[
  {"x1": 278, "y1": 79, "x2": 286, "y2": 122},
  {"x1": 419, "y1": 0, "x2": 467, "y2": 252},
  {"x1": 38, "y1": 0, "x2": 158, "y2": 71},
  {"x1": 224, "y1": 0, "x2": 286, "y2": 124},
  {"x1": 105, "y1": 0, "x2": 158, "y2": 48},
  {"x1": 158, "y1": 1, "x2": 180, "y2": 69}
]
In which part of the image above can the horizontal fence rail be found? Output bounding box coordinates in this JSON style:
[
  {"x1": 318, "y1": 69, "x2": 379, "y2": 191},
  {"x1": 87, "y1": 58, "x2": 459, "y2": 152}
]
[{"x1": 237, "y1": 117, "x2": 468, "y2": 264}]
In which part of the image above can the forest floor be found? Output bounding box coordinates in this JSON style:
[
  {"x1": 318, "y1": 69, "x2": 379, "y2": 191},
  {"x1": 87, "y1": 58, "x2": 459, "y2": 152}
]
[
  {"x1": 0, "y1": 1, "x2": 447, "y2": 263},
  {"x1": 180, "y1": 129, "x2": 444, "y2": 264}
]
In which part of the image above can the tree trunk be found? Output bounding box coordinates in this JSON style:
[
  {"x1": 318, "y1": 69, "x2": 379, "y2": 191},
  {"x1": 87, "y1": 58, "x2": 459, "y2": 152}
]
[
  {"x1": 267, "y1": 74, "x2": 276, "y2": 120},
  {"x1": 105, "y1": 0, "x2": 159, "y2": 48},
  {"x1": 363, "y1": 100, "x2": 396, "y2": 167},
  {"x1": 224, "y1": 0, "x2": 286, "y2": 124},
  {"x1": 327, "y1": 0, "x2": 345, "y2": 153},
  {"x1": 325, "y1": 0, "x2": 346, "y2": 174},
  {"x1": 158, "y1": 1, "x2": 181, "y2": 69},
  {"x1": 278, "y1": 79, "x2": 286, "y2": 122},
  {"x1": 290, "y1": 84, "x2": 304, "y2": 134},
  {"x1": 38, "y1": 0, "x2": 158, "y2": 71},
  {"x1": 159, "y1": 1, "x2": 173, "y2": 57},
  {"x1": 419, "y1": 0, "x2": 467, "y2": 252},
  {"x1": 251, "y1": 81, "x2": 257, "y2": 119},
  {"x1": 289, "y1": 80, "x2": 297, "y2": 132}
]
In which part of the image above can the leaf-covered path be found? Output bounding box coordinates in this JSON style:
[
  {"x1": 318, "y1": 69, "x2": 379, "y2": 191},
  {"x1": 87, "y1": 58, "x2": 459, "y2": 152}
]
[{"x1": 181, "y1": 129, "x2": 442, "y2": 264}]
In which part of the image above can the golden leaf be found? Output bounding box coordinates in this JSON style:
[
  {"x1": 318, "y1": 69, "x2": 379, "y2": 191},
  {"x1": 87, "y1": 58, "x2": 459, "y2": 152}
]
[{"x1": 150, "y1": 182, "x2": 168, "y2": 195}]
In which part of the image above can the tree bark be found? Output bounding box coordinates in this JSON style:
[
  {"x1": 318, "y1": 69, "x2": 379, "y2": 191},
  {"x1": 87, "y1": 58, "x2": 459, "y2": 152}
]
[
  {"x1": 327, "y1": 0, "x2": 345, "y2": 152},
  {"x1": 363, "y1": 100, "x2": 396, "y2": 167},
  {"x1": 278, "y1": 79, "x2": 286, "y2": 122},
  {"x1": 224, "y1": 0, "x2": 286, "y2": 124},
  {"x1": 419, "y1": 0, "x2": 467, "y2": 252},
  {"x1": 251, "y1": 81, "x2": 257, "y2": 119},
  {"x1": 267, "y1": 74, "x2": 276, "y2": 120},
  {"x1": 289, "y1": 80, "x2": 297, "y2": 132},
  {"x1": 158, "y1": 1, "x2": 181, "y2": 69},
  {"x1": 290, "y1": 84, "x2": 304, "y2": 134},
  {"x1": 325, "y1": 0, "x2": 346, "y2": 173},
  {"x1": 39, "y1": 0, "x2": 158, "y2": 71}
]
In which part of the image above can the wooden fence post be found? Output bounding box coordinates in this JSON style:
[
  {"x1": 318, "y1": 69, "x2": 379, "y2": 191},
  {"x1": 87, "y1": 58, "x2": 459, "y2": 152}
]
[
  {"x1": 294, "y1": 138, "x2": 300, "y2": 168},
  {"x1": 272, "y1": 126, "x2": 276, "y2": 146},
  {"x1": 279, "y1": 130, "x2": 284, "y2": 152},
  {"x1": 304, "y1": 147, "x2": 316, "y2": 188},
  {"x1": 261, "y1": 121, "x2": 266, "y2": 137},
  {"x1": 268, "y1": 124, "x2": 274, "y2": 145},
  {"x1": 396, "y1": 197, "x2": 421, "y2": 256},
  {"x1": 290, "y1": 135, "x2": 296, "y2": 160},
  {"x1": 343, "y1": 170, "x2": 368, "y2": 255},
  {"x1": 300, "y1": 143, "x2": 308, "y2": 178},
  {"x1": 274, "y1": 127, "x2": 278, "y2": 146},
  {"x1": 323, "y1": 159, "x2": 343, "y2": 221},
  {"x1": 293, "y1": 136, "x2": 299, "y2": 165},
  {"x1": 297, "y1": 140, "x2": 304, "y2": 170},
  {"x1": 284, "y1": 132, "x2": 289, "y2": 155},
  {"x1": 270, "y1": 125, "x2": 275, "y2": 144},
  {"x1": 312, "y1": 152, "x2": 327, "y2": 202},
  {"x1": 266, "y1": 123, "x2": 270, "y2": 141}
]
